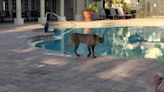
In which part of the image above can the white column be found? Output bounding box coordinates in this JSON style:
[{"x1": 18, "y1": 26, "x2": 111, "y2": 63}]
[
  {"x1": 14, "y1": 0, "x2": 24, "y2": 25},
  {"x1": 59, "y1": 0, "x2": 66, "y2": 21},
  {"x1": 38, "y1": 0, "x2": 46, "y2": 24},
  {"x1": 3, "y1": 1, "x2": 5, "y2": 10}
]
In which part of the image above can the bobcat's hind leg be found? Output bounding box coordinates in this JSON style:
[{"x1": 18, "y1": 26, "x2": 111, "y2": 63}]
[{"x1": 74, "y1": 43, "x2": 80, "y2": 57}]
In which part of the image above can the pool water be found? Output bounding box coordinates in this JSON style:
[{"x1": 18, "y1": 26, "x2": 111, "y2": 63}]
[{"x1": 34, "y1": 26, "x2": 164, "y2": 59}]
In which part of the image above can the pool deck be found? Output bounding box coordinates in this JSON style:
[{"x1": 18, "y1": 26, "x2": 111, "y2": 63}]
[{"x1": 0, "y1": 19, "x2": 164, "y2": 92}]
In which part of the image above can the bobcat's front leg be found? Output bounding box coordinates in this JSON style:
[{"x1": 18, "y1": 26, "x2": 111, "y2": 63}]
[{"x1": 91, "y1": 45, "x2": 96, "y2": 58}]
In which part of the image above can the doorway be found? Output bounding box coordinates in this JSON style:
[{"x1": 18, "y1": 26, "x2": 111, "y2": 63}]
[
  {"x1": 45, "y1": 0, "x2": 57, "y2": 21},
  {"x1": 64, "y1": 0, "x2": 74, "y2": 21}
]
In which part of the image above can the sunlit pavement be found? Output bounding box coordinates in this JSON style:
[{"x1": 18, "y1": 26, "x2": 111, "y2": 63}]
[{"x1": 0, "y1": 19, "x2": 164, "y2": 92}]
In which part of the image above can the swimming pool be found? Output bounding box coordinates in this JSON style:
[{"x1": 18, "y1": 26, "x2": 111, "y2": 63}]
[{"x1": 32, "y1": 26, "x2": 164, "y2": 59}]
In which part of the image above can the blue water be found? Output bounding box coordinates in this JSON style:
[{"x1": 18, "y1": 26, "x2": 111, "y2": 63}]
[{"x1": 34, "y1": 26, "x2": 164, "y2": 59}]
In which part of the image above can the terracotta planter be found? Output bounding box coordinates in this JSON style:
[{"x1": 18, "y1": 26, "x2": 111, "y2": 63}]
[{"x1": 83, "y1": 11, "x2": 93, "y2": 21}]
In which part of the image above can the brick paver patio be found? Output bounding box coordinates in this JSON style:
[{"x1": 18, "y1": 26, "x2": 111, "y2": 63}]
[{"x1": 0, "y1": 19, "x2": 164, "y2": 92}]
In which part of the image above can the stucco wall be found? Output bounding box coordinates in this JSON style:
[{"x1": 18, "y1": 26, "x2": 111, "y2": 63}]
[
  {"x1": 76, "y1": 0, "x2": 85, "y2": 14},
  {"x1": 75, "y1": 0, "x2": 85, "y2": 20}
]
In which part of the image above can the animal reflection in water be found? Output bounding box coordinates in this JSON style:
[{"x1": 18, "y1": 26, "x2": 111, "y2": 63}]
[
  {"x1": 68, "y1": 33, "x2": 104, "y2": 58},
  {"x1": 112, "y1": 28, "x2": 147, "y2": 57}
]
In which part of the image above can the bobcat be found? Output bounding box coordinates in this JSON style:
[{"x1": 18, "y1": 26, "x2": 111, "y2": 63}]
[{"x1": 70, "y1": 33, "x2": 104, "y2": 58}]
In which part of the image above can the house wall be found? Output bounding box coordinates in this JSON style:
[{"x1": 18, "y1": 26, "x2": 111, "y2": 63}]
[{"x1": 75, "y1": 0, "x2": 86, "y2": 20}]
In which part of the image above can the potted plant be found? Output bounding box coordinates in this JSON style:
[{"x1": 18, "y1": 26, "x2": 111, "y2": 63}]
[{"x1": 83, "y1": 2, "x2": 99, "y2": 21}]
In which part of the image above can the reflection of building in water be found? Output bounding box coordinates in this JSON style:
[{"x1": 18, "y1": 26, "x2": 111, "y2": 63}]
[
  {"x1": 145, "y1": 47, "x2": 163, "y2": 59},
  {"x1": 106, "y1": 27, "x2": 164, "y2": 58},
  {"x1": 111, "y1": 27, "x2": 144, "y2": 57},
  {"x1": 148, "y1": 32, "x2": 161, "y2": 42},
  {"x1": 143, "y1": 43, "x2": 163, "y2": 59}
]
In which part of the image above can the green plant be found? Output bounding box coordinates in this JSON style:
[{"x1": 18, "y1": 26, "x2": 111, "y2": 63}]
[
  {"x1": 86, "y1": 2, "x2": 99, "y2": 13},
  {"x1": 114, "y1": 0, "x2": 122, "y2": 4},
  {"x1": 123, "y1": 3, "x2": 131, "y2": 13}
]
